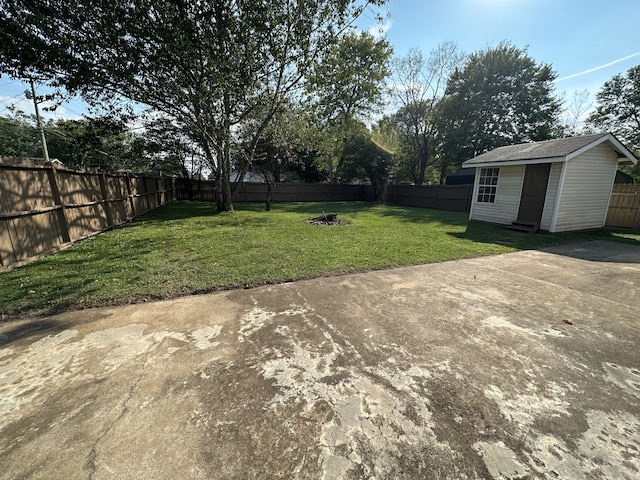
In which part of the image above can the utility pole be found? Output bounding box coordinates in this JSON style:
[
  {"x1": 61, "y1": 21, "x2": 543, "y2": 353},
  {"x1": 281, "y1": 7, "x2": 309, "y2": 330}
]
[{"x1": 29, "y1": 78, "x2": 50, "y2": 162}]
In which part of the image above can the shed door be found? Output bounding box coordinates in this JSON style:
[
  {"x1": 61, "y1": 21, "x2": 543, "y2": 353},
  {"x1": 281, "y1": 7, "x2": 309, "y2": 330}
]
[{"x1": 517, "y1": 163, "x2": 551, "y2": 224}]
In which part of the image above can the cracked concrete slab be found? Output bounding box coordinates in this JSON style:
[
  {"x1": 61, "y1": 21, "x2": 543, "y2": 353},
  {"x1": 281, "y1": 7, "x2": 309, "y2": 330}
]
[{"x1": 0, "y1": 240, "x2": 639, "y2": 479}]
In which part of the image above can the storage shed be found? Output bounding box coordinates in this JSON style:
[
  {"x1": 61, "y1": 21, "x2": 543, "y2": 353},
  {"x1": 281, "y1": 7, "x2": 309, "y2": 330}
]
[{"x1": 462, "y1": 133, "x2": 637, "y2": 233}]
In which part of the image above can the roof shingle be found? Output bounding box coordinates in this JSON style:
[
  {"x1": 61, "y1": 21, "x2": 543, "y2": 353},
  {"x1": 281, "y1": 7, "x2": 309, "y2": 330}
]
[{"x1": 463, "y1": 133, "x2": 609, "y2": 165}]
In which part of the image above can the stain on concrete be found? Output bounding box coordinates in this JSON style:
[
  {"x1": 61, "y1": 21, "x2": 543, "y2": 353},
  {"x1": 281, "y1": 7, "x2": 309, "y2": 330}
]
[
  {"x1": 603, "y1": 362, "x2": 640, "y2": 399},
  {"x1": 191, "y1": 325, "x2": 222, "y2": 350},
  {"x1": 473, "y1": 441, "x2": 529, "y2": 479},
  {"x1": 1, "y1": 241, "x2": 639, "y2": 479}
]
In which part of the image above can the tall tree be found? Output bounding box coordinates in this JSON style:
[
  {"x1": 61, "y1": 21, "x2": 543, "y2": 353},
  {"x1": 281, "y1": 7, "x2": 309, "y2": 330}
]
[
  {"x1": 238, "y1": 103, "x2": 304, "y2": 211},
  {"x1": 389, "y1": 43, "x2": 464, "y2": 184},
  {"x1": 0, "y1": 0, "x2": 387, "y2": 211},
  {"x1": 589, "y1": 64, "x2": 640, "y2": 180},
  {"x1": 588, "y1": 64, "x2": 640, "y2": 151},
  {"x1": 437, "y1": 41, "x2": 561, "y2": 168},
  {"x1": 305, "y1": 31, "x2": 392, "y2": 183},
  {"x1": 341, "y1": 121, "x2": 393, "y2": 203},
  {"x1": 0, "y1": 109, "x2": 139, "y2": 169},
  {"x1": 141, "y1": 118, "x2": 209, "y2": 201},
  {"x1": 0, "y1": 108, "x2": 39, "y2": 157},
  {"x1": 45, "y1": 116, "x2": 134, "y2": 170},
  {"x1": 559, "y1": 89, "x2": 592, "y2": 137}
]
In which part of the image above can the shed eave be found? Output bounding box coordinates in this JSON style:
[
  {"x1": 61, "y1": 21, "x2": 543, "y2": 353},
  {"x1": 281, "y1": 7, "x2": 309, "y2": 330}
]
[
  {"x1": 565, "y1": 133, "x2": 638, "y2": 164},
  {"x1": 462, "y1": 156, "x2": 565, "y2": 168}
]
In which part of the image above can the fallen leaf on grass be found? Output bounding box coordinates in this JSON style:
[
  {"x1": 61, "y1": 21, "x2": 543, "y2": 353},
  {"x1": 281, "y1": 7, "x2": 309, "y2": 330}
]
[{"x1": 563, "y1": 319, "x2": 573, "y2": 325}]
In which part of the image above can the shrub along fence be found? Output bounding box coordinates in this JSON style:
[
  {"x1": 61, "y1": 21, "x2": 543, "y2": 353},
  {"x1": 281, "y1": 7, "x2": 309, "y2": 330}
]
[
  {"x1": 175, "y1": 178, "x2": 474, "y2": 211},
  {"x1": 0, "y1": 158, "x2": 175, "y2": 270}
]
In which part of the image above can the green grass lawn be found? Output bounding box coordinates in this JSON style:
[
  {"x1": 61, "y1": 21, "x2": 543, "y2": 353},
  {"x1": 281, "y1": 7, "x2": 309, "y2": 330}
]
[{"x1": 1, "y1": 201, "x2": 638, "y2": 319}]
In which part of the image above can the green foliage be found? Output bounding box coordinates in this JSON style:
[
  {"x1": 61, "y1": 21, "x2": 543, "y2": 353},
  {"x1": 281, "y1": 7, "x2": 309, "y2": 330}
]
[
  {"x1": 342, "y1": 122, "x2": 394, "y2": 202},
  {"x1": 307, "y1": 31, "x2": 393, "y2": 122},
  {"x1": 437, "y1": 41, "x2": 561, "y2": 166},
  {"x1": 588, "y1": 64, "x2": 640, "y2": 180},
  {"x1": 0, "y1": 107, "x2": 40, "y2": 157},
  {"x1": 306, "y1": 31, "x2": 393, "y2": 183},
  {"x1": 1, "y1": 0, "x2": 388, "y2": 211},
  {"x1": 0, "y1": 110, "x2": 146, "y2": 170},
  {"x1": 237, "y1": 102, "x2": 330, "y2": 207},
  {"x1": 589, "y1": 65, "x2": 640, "y2": 149},
  {"x1": 142, "y1": 118, "x2": 207, "y2": 178},
  {"x1": 45, "y1": 117, "x2": 135, "y2": 170}
]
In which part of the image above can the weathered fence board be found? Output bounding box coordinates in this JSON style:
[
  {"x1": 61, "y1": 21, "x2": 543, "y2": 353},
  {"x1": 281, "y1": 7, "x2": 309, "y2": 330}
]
[
  {"x1": 0, "y1": 158, "x2": 176, "y2": 270},
  {"x1": 606, "y1": 184, "x2": 640, "y2": 229}
]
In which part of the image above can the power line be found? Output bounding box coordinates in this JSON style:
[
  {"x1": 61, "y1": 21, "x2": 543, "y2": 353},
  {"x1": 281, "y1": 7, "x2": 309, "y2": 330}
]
[{"x1": 0, "y1": 77, "x2": 28, "y2": 90}]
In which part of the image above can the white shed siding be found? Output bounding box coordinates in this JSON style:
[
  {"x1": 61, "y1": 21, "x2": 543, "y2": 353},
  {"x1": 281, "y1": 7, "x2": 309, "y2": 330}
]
[
  {"x1": 539, "y1": 162, "x2": 562, "y2": 231},
  {"x1": 552, "y1": 144, "x2": 618, "y2": 232},
  {"x1": 470, "y1": 165, "x2": 524, "y2": 225}
]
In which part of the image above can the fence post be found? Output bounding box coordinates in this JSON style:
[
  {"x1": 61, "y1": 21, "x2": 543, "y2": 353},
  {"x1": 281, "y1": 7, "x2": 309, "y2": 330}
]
[
  {"x1": 98, "y1": 172, "x2": 114, "y2": 227},
  {"x1": 144, "y1": 176, "x2": 151, "y2": 212},
  {"x1": 156, "y1": 177, "x2": 162, "y2": 206},
  {"x1": 46, "y1": 164, "x2": 71, "y2": 243},
  {"x1": 126, "y1": 174, "x2": 136, "y2": 218}
]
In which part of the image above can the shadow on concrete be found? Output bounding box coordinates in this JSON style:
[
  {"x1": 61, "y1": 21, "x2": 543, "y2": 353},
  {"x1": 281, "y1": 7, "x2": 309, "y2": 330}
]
[
  {"x1": 0, "y1": 319, "x2": 69, "y2": 348},
  {"x1": 449, "y1": 222, "x2": 640, "y2": 264},
  {"x1": 540, "y1": 240, "x2": 640, "y2": 264}
]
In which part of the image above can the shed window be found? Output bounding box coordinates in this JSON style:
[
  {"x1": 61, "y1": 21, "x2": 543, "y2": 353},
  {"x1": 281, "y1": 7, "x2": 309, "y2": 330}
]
[{"x1": 477, "y1": 168, "x2": 499, "y2": 203}]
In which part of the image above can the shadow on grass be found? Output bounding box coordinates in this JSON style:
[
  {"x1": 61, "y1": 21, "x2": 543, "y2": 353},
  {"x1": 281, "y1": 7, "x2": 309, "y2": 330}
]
[
  {"x1": 0, "y1": 265, "x2": 106, "y2": 318},
  {"x1": 119, "y1": 201, "x2": 274, "y2": 230},
  {"x1": 450, "y1": 221, "x2": 640, "y2": 262},
  {"x1": 144, "y1": 201, "x2": 217, "y2": 221},
  {"x1": 375, "y1": 205, "x2": 469, "y2": 225},
  {"x1": 271, "y1": 201, "x2": 471, "y2": 226},
  {"x1": 268, "y1": 201, "x2": 368, "y2": 215},
  {"x1": 136, "y1": 201, "x2": 470, "y2": 227}
]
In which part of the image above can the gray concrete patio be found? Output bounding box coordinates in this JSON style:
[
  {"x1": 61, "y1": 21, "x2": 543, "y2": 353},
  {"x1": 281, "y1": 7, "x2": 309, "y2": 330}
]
[{"x1": 1, "y1": 240, "x2": 639, "y2": 479}]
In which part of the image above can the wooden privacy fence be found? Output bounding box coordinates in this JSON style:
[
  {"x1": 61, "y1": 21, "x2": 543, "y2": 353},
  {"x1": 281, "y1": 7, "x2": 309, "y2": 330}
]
[
  {"x1": 606, "y1": 184, "x2": 640, "y2": 229},
  {"x1": 175, "y1": 178, "x2": 474, "y2": 211},
  {"x1": 0, "y1": 158, "x2": 176, "y2": 270},
  {"x1": 385, "y1": 184, "x2": 473, "y2": 212}
]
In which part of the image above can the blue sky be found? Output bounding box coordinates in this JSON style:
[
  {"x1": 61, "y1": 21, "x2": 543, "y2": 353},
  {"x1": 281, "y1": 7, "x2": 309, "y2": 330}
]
[
  {"x1": 365, "y1": 0, "x2": 639, "y2": 103},
  {"x1": 1, "y1": 0, "x2": 638, "y2": 122}
]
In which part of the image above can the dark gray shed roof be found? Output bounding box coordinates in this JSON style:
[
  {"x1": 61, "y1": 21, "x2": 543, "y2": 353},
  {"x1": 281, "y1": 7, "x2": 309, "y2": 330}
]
[{"x1": 462, "y1": 133, "x2": 637, "y2": 167}]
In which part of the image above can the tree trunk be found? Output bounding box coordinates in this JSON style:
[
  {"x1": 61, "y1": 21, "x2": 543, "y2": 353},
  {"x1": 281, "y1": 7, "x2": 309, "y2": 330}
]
[
  {"x1": 216, "y1": 96, "x2": 234, "y2": 212},
  {"x1": 215, "y1": 127, "x2": 234, "y2": 212},
  {"x1": 378, "y1": 177, "x2": 388, "y2": 205},
  {"x1": 415, "y1": 135, "x2": 429, "y2": 186},
  {"x1": 265, "y1": 178, "x2": 273, "y2": 212},
  {"x1": 439, "y1": 165, "x2": 448, "y2": 185}
]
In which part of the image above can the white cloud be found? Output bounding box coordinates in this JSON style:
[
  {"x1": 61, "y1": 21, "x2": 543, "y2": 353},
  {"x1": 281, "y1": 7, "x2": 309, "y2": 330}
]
[
  {"x1": 368, "y1": 18, "x2": 392, "y2": 39},
  {"x1": 0, "y1": 95, "x2": 33, "y2": 116},
  {"x1": 0, "y1": 94, "x2": 85, "y2": 121}
]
